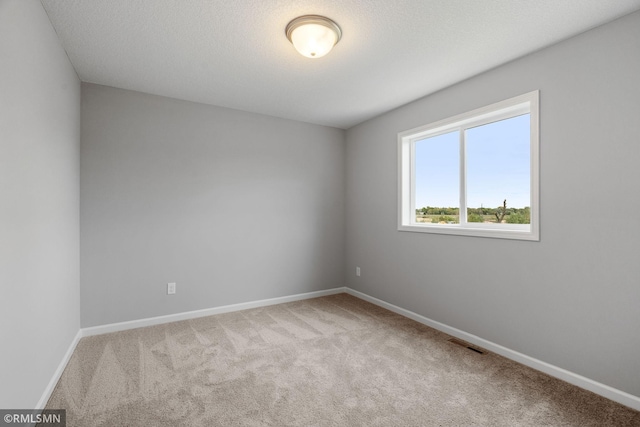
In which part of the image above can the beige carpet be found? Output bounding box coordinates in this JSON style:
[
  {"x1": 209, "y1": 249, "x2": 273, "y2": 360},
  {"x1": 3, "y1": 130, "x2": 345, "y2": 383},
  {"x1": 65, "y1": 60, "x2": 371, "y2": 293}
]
[{"x1": 44, "y1": 294, "x2": 640, "y2": 426}]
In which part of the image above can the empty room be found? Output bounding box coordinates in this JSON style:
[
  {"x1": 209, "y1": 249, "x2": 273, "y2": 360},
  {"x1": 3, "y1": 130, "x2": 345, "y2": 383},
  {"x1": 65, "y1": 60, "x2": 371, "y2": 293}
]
[{"x1": 1, "y1": 0, "x2": 640, "y2": 425}]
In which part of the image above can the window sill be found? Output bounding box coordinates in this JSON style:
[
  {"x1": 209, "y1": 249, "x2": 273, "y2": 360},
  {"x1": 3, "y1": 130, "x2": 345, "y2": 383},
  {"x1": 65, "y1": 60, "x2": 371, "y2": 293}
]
[{"x1": 397, "y1": 224, "x2": 539, "y2": 241}]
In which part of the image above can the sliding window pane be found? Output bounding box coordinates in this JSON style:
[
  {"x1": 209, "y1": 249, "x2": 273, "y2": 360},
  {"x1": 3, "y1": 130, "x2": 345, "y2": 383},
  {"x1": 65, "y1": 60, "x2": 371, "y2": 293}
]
[
  {"x1": 414, "y1": 131, "x2": 459, "y2": 224},
  {"x1": 466, "y1": 114, "x2": 530, "y2": 224}
]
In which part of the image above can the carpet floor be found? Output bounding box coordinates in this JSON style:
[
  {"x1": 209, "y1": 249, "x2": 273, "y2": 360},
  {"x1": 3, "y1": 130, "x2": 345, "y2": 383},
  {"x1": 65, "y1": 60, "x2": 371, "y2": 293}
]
[{"x1": 44, "y1": 293, "x2": 640, "y2": 426}]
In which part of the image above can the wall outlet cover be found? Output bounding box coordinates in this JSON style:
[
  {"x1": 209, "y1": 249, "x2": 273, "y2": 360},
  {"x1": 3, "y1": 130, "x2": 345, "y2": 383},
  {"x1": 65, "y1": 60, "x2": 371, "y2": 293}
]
[{"x1": 167, "y1": 282, "x2": 176, "y2": 295}]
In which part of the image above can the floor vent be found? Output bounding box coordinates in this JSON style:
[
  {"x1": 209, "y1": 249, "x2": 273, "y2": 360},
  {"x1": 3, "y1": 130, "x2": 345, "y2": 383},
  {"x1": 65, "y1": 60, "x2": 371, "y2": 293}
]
[{"x1": 448, "y1": 338, "x2": 485, "y2": 354}]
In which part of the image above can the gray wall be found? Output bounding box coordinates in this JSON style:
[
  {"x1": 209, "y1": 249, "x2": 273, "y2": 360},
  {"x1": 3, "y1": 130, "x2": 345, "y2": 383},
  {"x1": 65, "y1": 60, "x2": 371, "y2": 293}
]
[
  {"x1": 0, "y1": 0, "x2": 81, "y2": 408},
  {"x1": 345, "y1": 11, "x2": 640, "y2": 397},
  {"x1": 80, "y1": 84, "x2": 345, "y2": 327}
]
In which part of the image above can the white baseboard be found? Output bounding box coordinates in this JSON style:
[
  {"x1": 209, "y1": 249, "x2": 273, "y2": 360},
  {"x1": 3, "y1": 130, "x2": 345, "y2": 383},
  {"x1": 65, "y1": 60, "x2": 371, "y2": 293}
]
[
  {"x1": 345, "y1": 288, "x2": 640, "y2": 412},
  {"x1": 42, "y1": 286, "x2": 640, "y2": 413},
  {"x1": 36, "y1": 329, "x2": 83, "y2": 409},
  {"x1": 82, "y1": 287, "x2": 348, "y2": 337}
]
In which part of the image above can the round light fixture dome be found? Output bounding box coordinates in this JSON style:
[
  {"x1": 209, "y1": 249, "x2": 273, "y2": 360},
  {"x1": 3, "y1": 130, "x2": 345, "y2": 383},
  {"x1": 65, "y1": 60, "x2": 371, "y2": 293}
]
[{"x1": 285, "y1": 15, "x2": 342, "y2": 59}]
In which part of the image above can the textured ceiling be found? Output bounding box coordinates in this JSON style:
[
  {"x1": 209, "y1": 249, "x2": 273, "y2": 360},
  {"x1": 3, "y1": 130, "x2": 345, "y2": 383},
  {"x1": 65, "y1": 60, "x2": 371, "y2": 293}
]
[{"x1": 41, "y1": 0, "x2": 640, "y2": 129}]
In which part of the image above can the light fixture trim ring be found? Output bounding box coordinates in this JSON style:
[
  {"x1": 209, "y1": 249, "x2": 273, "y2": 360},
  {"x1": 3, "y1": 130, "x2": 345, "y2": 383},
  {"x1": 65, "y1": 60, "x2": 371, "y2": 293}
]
[{"x1": 285, "y1": 15, "x2": 342, "y2": 44}]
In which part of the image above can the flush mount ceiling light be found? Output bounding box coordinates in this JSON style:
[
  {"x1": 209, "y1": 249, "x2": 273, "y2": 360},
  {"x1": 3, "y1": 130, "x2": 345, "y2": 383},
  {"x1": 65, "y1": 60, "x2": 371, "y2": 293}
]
[{"x1": 285, "y1": 15, "x2": 342, "y2": 59}]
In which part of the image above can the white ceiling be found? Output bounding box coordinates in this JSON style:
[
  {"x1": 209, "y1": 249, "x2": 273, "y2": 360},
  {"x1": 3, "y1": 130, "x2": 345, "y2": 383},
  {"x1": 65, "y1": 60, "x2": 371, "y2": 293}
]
[{"x1": 41, "y1": 0, "x2": 640, "y2": 129}]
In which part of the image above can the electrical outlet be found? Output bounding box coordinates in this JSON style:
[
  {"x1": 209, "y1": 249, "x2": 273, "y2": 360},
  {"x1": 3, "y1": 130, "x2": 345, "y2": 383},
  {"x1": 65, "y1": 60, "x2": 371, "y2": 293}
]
[
  {"x1": 167, "y1": 282, "x2": 176, "y2": 295},
  {"x1": 356, "y1": 267, "x2": 361, "y2": 277}
]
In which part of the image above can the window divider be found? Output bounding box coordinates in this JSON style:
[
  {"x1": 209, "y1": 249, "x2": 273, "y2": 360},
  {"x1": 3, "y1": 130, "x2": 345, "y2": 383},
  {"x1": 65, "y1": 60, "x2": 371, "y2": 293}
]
[{"x1": 459, "y1": 127, "x2": 467, "y2": 226}]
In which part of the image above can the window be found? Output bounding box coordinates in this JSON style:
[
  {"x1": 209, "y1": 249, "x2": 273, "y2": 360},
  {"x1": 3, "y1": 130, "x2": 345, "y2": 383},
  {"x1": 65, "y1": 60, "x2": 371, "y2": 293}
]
[{"x1": 398, "y1": 91, "x2": 539, "y2": 240}]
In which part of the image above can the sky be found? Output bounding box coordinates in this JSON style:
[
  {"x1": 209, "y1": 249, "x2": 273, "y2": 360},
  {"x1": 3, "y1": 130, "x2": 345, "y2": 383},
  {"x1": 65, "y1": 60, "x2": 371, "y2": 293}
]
[{"x1": 414, "y1": 114, "x2": 530, "y2": 209}]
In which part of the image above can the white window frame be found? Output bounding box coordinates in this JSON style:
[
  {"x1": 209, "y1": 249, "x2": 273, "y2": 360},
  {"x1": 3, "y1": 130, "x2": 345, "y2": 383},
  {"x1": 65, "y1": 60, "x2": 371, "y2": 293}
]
[{"x1": 398, "y1": 91, "x2": 539, "y2": 241}]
